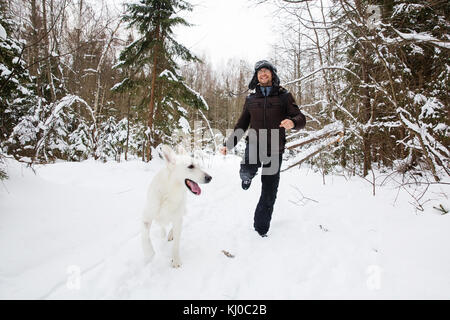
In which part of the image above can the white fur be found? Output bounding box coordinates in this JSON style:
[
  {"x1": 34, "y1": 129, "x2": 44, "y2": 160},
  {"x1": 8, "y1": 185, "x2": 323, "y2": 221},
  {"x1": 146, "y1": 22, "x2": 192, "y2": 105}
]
[{"x1": 141, "y1": 145, "x2": 212, "y2": 268}]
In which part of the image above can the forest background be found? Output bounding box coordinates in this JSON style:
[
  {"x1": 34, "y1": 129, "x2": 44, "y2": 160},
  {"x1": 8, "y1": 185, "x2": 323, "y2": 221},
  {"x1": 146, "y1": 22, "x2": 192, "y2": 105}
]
[{"x1": 0, "y1": 0, "x2": 448, "y2": 204}]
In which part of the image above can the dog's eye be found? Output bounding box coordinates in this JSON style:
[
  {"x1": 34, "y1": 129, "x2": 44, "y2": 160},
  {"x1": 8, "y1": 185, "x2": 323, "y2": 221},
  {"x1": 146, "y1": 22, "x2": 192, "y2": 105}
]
[{"x1": 188, "y1": 164, "x2": 195, "y2": 169}]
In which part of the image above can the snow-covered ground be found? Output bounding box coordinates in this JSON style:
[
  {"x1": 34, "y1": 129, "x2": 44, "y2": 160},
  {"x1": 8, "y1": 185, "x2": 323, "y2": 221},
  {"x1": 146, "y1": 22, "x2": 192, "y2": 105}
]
[{"x1": 0, "y1": 155, "x2": 449, "y2": 299}]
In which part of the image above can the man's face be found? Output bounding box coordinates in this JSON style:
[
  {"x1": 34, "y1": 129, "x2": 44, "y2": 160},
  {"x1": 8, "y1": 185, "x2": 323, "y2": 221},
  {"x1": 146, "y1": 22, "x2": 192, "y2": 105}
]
[{"x1": 257, "y1": 68, "x2": 272, "y2": 86}]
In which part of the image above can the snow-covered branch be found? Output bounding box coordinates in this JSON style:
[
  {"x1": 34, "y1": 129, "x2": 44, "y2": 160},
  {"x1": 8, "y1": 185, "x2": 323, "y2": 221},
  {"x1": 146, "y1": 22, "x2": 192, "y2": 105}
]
[{"x1": 283, "y1": 66, "x2": 360, "y2": 86}]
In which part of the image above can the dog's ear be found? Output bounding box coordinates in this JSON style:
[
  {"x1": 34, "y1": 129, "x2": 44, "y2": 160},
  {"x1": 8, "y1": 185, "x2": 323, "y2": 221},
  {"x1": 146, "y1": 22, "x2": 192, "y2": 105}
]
[{"x1": 161, "y1": 145, "x2": 176, "y2": 166}]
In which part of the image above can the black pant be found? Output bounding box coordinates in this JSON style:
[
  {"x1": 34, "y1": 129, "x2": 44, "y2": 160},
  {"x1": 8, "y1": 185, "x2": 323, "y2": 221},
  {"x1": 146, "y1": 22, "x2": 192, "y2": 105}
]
[{"x1": 240, "y1": 144, "x2": 283, "y2": 235}]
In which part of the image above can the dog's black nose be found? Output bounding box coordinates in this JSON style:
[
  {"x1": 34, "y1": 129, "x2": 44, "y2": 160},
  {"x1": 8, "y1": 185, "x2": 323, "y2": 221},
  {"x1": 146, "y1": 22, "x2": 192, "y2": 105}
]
[{"x1": 205, "y1": 175, "x2": 212, "y2": 183}]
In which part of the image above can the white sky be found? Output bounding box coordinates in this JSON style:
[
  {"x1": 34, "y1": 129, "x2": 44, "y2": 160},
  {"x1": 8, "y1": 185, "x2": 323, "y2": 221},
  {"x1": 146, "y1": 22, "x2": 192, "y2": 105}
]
[
  {"x1": 105, "y1": 0, "x2": 277, "y2": 69},
  {"x1": 174, "y1": 0, "x2": 277, "y2": 68}
]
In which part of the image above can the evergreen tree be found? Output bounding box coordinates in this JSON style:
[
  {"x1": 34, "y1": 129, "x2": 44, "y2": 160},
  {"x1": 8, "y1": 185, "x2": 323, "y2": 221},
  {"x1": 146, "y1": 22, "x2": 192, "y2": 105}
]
[
  {"x1": 380, "y1": 0, "x2": 450, "y2": 178},
  {"x1": 0, "y1": 0, "x2": 37, "y2": 156},
  {"x1": 116, "y1": 0, "x2": 207, "y2": 161},
  {"x1": 330, "y1": 0, "x2": 449, "y2": 179}
]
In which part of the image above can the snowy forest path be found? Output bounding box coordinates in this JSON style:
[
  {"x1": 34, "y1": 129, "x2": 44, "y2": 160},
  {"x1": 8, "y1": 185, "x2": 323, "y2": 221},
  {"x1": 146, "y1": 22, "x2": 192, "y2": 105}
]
[{"x1": 1, "y1": 157, "x2": 449, "y2": 299}]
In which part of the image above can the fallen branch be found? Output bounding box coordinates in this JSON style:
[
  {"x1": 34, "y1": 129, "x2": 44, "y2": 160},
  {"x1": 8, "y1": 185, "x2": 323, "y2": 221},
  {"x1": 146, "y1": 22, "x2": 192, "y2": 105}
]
[
  {"x1": 288, "y1": 184, "x2": 319, "y2": 206},
  {"x1": 222, "y1": 250, "x2": 235, "y2": 258}
]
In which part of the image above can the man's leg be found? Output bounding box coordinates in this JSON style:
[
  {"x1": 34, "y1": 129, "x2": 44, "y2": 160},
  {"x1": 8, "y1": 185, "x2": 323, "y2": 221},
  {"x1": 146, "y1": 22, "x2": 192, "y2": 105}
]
[
  {"x1": 240, "y1": 142, "x2": 260, "y2": 183},
  {"x1": 253, "y1": 154, "x2": 282, "y2": 236}
]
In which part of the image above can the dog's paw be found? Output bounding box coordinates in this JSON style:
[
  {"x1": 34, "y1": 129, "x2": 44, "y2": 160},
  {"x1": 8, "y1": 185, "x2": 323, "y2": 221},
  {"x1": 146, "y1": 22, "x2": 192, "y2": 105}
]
[{"x1": 171, "y1": 258, "x2": 182, "y2": 268}]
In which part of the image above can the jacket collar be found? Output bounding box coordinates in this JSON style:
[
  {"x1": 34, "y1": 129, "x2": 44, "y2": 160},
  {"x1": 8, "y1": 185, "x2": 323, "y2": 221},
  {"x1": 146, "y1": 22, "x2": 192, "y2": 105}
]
[{"x1": 255, "y1": 84, "x2": 281, "y2": 97}]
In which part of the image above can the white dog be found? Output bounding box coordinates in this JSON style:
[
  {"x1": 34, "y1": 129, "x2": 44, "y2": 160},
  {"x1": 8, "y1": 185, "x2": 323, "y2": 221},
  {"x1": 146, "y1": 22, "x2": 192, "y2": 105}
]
[{"x1": 141, "y1": 145, "x2": 212, "y2": 268}]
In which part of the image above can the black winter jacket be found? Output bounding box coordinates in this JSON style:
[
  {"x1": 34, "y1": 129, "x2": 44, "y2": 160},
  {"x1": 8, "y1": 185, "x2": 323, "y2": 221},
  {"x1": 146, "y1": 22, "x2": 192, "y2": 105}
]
[{"x1": 225, "y1": 85, "x2": 306, "y2": 154}]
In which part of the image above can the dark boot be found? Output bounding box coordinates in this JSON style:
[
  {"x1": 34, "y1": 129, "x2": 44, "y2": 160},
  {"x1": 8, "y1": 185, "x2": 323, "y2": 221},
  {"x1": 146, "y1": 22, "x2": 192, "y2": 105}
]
[
  {"x1": 241, "y1": 179, "x2": 252, "y2": 190},
  {"x1": 239, "y1": 142, "x2": 260, "y2": 187}
]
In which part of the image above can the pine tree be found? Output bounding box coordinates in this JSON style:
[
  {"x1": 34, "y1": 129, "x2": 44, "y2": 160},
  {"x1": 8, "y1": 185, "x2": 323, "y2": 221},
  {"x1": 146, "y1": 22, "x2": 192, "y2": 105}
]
[
  {"x1": 335, "y1": 0, "x2": 449, "y2": 179},
  {"x1": 0, "y1": 0, "x2": 41, "y2": 171},
  {"x1": 116, "y1": 0, "x2": 207, "y2": 161},
  {"x1": 381, "y1": 0, "x2": 450, "y2": 178},
  {"x1": 0, "y1": 0, "x2": 37, "y2": 150}
]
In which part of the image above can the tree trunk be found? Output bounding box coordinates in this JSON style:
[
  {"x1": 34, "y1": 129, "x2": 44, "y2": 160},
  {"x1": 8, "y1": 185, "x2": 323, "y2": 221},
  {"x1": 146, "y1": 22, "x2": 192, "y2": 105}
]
[
  {"x1": 361, "y1": 52, "x2": 372, "y2": 177},
  {"x1": 125, "y1": 94, "x2": 131, "y2": 161},
  {"x1": 147, "y1": 24, "x2": 160, "y2": 162},
  {"x1": 42, "y1": 0, "x2": 56, "y2": 102},
  {"x1": 73, "y1": 0, "x2": 83, "y2": 95},
  {"x1": 30, "y1": 0, "x2": 41, "y2": 95},
  {"x1": 306, "y1": 1, "x2": 332, "y2": 108}
]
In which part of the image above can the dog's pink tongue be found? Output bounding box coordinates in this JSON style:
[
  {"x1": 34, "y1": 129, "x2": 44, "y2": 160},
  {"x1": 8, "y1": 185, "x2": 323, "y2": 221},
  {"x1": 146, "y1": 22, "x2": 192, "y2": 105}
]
[{"x1": 188, "y1": 180, "x2": 201, "y2": 195}]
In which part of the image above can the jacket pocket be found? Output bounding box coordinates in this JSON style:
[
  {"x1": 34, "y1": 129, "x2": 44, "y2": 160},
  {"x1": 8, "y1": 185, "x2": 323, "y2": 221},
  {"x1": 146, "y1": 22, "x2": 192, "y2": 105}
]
[{"x1": 267, "y1": 101, "x2": 282, "y2": 109}]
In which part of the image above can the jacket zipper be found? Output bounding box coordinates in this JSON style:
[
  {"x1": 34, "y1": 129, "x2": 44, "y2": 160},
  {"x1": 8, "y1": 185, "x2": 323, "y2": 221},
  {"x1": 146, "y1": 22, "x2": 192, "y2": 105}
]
[{"x1": 263, "y1": 95, "x2": 267, "y2": 128}]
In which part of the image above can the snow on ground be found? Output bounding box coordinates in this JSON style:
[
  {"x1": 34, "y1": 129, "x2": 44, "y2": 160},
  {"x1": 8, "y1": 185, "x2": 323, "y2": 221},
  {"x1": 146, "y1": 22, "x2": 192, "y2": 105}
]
[{"x1": 0, "y1": 156, "x2": 449, "y2": 299}]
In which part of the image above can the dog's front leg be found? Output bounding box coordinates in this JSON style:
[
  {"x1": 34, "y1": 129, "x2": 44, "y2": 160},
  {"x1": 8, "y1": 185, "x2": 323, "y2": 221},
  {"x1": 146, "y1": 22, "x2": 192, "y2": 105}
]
[
  {"x1": 142, "y1": 221, "x2": 155, "y2": 263},
  {"x1": 171, "y1": 218, "x2": 183, "y2": 268}
]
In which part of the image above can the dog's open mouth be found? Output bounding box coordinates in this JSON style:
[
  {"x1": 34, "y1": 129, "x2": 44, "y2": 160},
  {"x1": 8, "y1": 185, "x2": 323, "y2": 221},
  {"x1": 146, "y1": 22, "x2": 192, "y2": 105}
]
[{"x1": 185, "y1": 179, "x2": 201, "y2": 195}]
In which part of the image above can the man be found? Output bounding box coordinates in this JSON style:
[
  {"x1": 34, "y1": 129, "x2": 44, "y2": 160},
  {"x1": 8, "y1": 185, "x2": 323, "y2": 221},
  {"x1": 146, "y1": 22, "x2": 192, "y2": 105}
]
[{"x1": 219, "y1": 60, "x2": 306, "y2": 237}]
